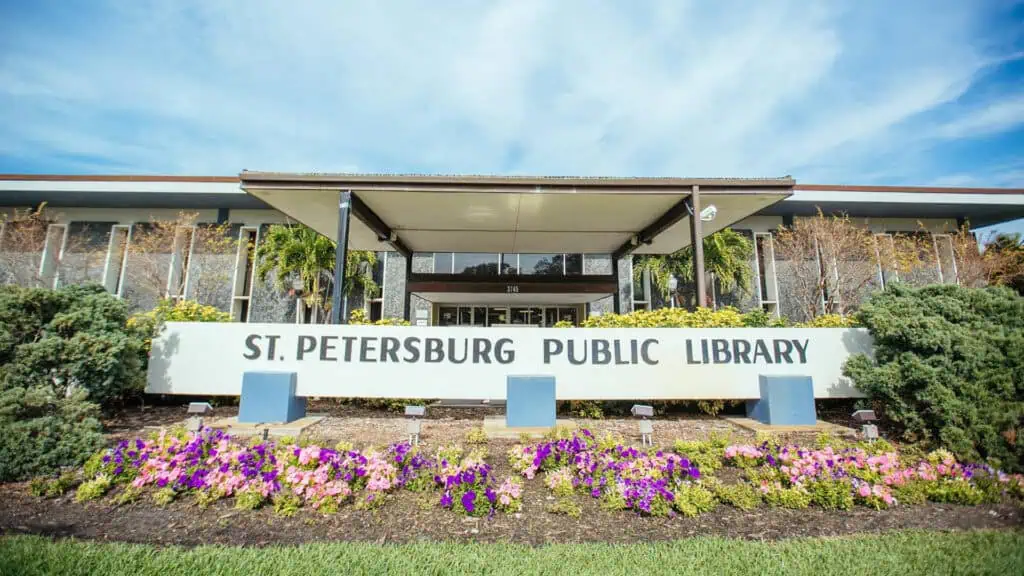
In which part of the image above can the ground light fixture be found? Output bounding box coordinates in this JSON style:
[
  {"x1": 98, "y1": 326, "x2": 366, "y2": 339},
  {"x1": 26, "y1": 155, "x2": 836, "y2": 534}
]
[
  {"x1": 405, "y1": 405, "x2": 426, "y2": 445},
  {"x1": 631, "y1": 404, "x2": 654, "y2": 446},
  {"x1": 186, "y1": 402, "x2": 214, "y2": 433},
  {"x1": 668, "y1": 276, "x2": 679, "y2": 309},
  {"x1": 852, "y1": 409, "x2": 879, "y2": 443}
]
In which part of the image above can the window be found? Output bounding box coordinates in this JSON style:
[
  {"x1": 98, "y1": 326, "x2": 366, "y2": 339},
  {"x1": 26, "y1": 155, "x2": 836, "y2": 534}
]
[
  {"x1": 39, "y1": 224, "x2": 68, "y2": 287},
  {"x1": 754, "y1": 233, "x2": 779, "y2": 315},
  {"x1": 564, "y1": 254, "x2": 583, "y2": 275},
  {"x1": 230, "y1": 227, "x2": 259, "y2": 322},
  {"x1": 369, "y1": 300, "x2": 383, "y2": 322},
  {"x1": 166, "y1": 226, "x2": 196, "y2": 301},
  {"x1": 103, "y1": 225, "x2": 132, "y2": 296},
  {"x1": 874, "y1": 233, "x2": 897, "y2": 289},
  {"x1": 632, "y1": 261, "x2": 652, "y2": 311},
  {"x1": 453, "y1": 253, "x2": 499, "y2": 275},
  {"x1": 433, "y1": 252, "x2": 453, "y2": 273},
  {"x1": 933, "y1": 234, "x2": 957, "y2": 284},
  {"x1": 519, "y1": 254, "x2": 564, "y2": 275},
  {"x1": 500, "y1": 253, "x2": 518, "y2": 274}
]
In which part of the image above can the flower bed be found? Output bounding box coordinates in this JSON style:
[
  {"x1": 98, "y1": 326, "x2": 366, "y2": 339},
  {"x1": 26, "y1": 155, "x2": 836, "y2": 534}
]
[
  {"x1": 62, "y1": 428, "x2": 522, "y2": 517},
  {"x1": 507, "y1": 431, "x2": 1024, "y2": 517}
]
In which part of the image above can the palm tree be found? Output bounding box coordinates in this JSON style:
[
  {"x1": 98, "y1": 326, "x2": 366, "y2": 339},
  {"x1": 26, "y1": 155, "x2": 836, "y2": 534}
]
[
  {"x1": 255, "y1": 224, "x2": 378, "y2": 322},
  {"x1": 633, "y1": 228, "x2": 754, "y2": 308}
]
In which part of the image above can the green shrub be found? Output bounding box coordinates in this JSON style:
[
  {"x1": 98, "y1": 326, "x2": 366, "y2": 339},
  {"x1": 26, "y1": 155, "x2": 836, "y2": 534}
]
[
  {"x1": 235, "y1": 488, "x2": 265, "y2": 511},
  {"x1": 809, "y1": 479, "x2": 854, "y2": 511},
  {"x1": 892, "y1": 481, "x2": 929, "y2": 506},
  {"x1": 796, "y1": 314, "x2": 859, "y2": 328},
  {"x1": 127, "y1": 299, "x2": 230, "y2": 355},
  {"x1": 29, "y1": 472, "x2": 78, "y2": 499},
  {"x1": 763, "y1": 486, "x2": 812, "y2": 509},
  {"x1": 672, "y1": 439, "x2": 724, "y2": 472},
  {"x1": 464, "y1": 427, "x2": 488, "y2": 445},
  {"x1": 560, "y1": 400, "x2": 604, "y2": 419},
  {"x1": 112, "y1": 487, "x2": 142, "y2": 506},
  {"x1": 273, "y1": 493, "x2": 302, "y2": 517},
  {"x1": 152, "y1": 488, "x2": 176, "y2": 507},
  {"x1": 196, "y1": 489, "x2": 225, "y2": 510},
  {"x1": 713, "y1": 483, "x2": 762, "y2": 511},
  {"x1": 927, "y1": 481, "x2": 986, "y2": 505},
  {"x1": 547, "y1": 497, "x2": 582, "y2": 518},
  {"x1": 673, "y1": 484, "x2": 717, "y2": 517},
  {"x1": 0, "y1": 284, "x2": 147, "y2": 409},
  {"x1": 844, "y1": 284, "x2": 1024, "y2": 471},
  {"x1": 0, "y1": 386, "x2": 105, "y2": 482},
  {"x1": 74, "y1": 475, "x2": 112, "y2": 502}
]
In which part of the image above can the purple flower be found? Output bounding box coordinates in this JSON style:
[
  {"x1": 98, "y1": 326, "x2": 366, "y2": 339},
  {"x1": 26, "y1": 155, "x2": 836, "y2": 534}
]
[
  {"x1": 766, "y1": 454, "x2": 777, "y2": 466},
  {"x1": 440, "y1": 491, "x2": 453, "y2": 508},
  {"x1": 591, "y1": 488, "x2": 601, "y2": 498},
  {"x1": 688, "y1": 467, "x2": 700, "y2": 479},
  {"x1": 462, "y1": 491, "x2": 476, "y2": 513},
  {"x1": 113, "y1": 466, "x2": 123, "y2": 476},
  {"x1": 485, "y1": 487, "x2": 496, "y2": 503},
  {"x1": 157, "y1": 478, "x2": 169, "y2": 488}
]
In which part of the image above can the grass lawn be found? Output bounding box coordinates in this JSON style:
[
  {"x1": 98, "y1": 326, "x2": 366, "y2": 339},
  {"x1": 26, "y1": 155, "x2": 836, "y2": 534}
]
[{"x1": 2, "y1": 530, "x2": 1023, "y2": 576}]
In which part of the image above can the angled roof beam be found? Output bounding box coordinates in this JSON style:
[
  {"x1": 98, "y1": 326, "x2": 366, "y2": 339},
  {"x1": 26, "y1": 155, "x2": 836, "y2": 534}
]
[
  {"x1": 349, "y1": 192, "x2": 412, "y2": 259},
  {"x1": 612, "y1": 193, "x2": 694, "y2": 260}
]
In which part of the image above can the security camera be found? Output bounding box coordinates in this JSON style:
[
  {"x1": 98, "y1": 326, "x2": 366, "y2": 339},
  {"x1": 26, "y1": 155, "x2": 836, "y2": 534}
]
[{"x1": 700, "y1": 205, "x2": 717, "y2": 222}]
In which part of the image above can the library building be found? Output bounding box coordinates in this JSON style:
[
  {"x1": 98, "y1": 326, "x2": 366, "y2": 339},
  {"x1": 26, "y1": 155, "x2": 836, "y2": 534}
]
[{"x1": 1, "y1": 172, "x2": 1022, "y2": 325}]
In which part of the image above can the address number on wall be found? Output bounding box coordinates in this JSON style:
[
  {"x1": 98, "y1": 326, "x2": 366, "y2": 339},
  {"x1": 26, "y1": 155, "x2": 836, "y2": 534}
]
[{"x1": 506, "y1": 285, "x2": 520, "y2": 294}]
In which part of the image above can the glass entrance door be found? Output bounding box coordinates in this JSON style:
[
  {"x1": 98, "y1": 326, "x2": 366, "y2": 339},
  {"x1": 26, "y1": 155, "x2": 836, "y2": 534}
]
[{"x1": 436, "y1": 305, "x2": 581, "y2": 327}]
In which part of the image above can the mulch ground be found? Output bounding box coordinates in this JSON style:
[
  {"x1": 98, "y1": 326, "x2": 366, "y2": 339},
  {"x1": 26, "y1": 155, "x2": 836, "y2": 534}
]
[{"x1": 3, "y1": 404, "x2": 1018, "y2": 547}]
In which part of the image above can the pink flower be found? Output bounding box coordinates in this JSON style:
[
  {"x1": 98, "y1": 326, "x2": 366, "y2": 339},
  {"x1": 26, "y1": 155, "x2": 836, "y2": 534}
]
[{"x1": 858, "y1": 485, "x2": 871, "y2": 498}]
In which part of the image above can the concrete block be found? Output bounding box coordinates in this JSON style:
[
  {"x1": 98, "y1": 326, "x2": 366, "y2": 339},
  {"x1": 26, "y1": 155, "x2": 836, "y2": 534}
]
[
  {"x1": 506, "y1": 375, "x2": 556, "y2": 428},
  {"x1": 745, "y1": 375, "x2": 817, "y2": 426},
  {"x1": 239, "y1": 372, "x2": 306, "y2": 424}
]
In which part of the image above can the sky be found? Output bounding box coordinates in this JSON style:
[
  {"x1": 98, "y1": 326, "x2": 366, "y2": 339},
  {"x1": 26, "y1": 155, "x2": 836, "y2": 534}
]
[{"x1": 0, "y1": 1, "x2": 1023, "y2": 231}]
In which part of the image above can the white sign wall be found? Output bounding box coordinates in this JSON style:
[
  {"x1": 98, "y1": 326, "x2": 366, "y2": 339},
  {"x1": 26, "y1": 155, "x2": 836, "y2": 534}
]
[{"x1": 146, "y1": 323, "x2": 873, "y2": 400}]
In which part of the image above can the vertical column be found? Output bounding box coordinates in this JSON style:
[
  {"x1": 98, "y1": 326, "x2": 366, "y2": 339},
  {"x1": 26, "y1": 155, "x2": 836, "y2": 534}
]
[
  {"x1": 611, "y1": 257, "x2": 621, "y2": 314},
  {"x1": 690, "y1": 185, "x2": 707, "y2": 308},
  {"x1": 332, "y1": 190, "x2": 352, "y2": 324}
]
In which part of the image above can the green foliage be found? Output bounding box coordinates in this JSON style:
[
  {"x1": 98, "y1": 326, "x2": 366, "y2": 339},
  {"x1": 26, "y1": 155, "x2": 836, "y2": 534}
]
[
  {"x1": 113, "y1": 486, "x2": 142, "y2": 506},
  {"x1": 763, "y1": 486, "x2": 812, "y2": 509},
  {"x1": 713, "y1": 482, "x2": 762, "y2": 511},
  {"x1": 74, "y1": 475, "x2": 112, "y2": 502},
  {"x1": 464, "y1": 427, "x2": 488, "y2": 445},
  {"x1": 892, "y1": 481, "x2": 930, "y2": 506},
  {"x1": 673, "y1": 439, "x2": 725, "y2": 472},
  {"x1": 547, "y1": 497, "x2": 582, "y2": 518},
  {"x1": 196, "y1": 489, "x2": 225, "y2": 510},
  {"x1": 927, "y1": 481, "x2": 986, "y2": 505},
  {"x1": 560, "y1": 400, "x2": 604, "y2": 419},
  {"x1": 672, "y1": 484, "x2": 717, "y2": 517},
  {"x1": 255, "y1": 224, "x2": 378, "y2": 318},
  {"x1": 843, "y1": 284, "x2": 1024, "y2": 470},
  {"x1": 809, "y1": 479, "x2": 854, "y2": 511},
  {"x1": 796, "y1": 314, "x2": 859, "y2": 328},
  {"x1": 348, "y1": 309, "x2": 411, "y2": 326},
  {"x1": 273, "y1": 493, "x2": 302, "y2": 517},
  {"x1": 234, "y1": 488, "x2": 265, "y2": 511},
  {"x1": 0, "y1": 284, "x2": 146, "y2": 409},
  {"x1": 152, "y1": 488, "x2": 176, "y2": 507},
  {"x1": 0, "y1": 385, "x2": 105, "y2": 482},
  {"x1": 741, "y1": 308, "x2": 791, "y2": 327},
  {"x1": 127, "y1": 299, "x2": 230, "y2": 354},
  {"x1": 633, "y1": 228, "x2": 754, "y2": 307},
  {"x1": 29, "y1": 471, "x2": 78, "y2": 499}
]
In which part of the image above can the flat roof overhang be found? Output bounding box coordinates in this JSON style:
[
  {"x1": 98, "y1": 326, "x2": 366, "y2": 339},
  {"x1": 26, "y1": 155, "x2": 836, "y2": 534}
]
[
  {"x1": 775, "y1": 185, "x2": 1024, "y2": 228},
  {"x1": 239, "y1": 172, "x2": 794, "y2": 256}
]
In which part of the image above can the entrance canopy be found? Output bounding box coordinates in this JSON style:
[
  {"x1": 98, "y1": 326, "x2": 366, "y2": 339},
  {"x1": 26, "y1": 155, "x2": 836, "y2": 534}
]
[{"x1": 239, "y1": 172, "x2": 793, "y2": 257}]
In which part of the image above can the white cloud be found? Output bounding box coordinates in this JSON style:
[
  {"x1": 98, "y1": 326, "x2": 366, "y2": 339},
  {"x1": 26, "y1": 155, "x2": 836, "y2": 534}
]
[{"x1": 0, "y1": 0, "x2": 1021, "y2": 183}]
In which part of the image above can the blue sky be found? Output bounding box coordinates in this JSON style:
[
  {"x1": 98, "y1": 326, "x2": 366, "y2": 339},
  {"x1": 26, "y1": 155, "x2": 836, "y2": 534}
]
[{"x1": 1, "y1": 1, "x2": 1023, "y2": 231}]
